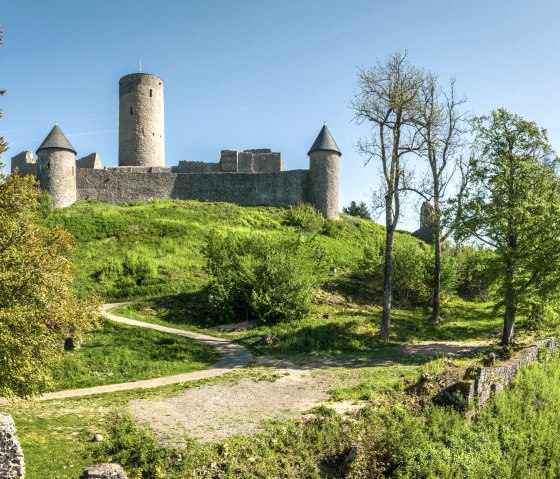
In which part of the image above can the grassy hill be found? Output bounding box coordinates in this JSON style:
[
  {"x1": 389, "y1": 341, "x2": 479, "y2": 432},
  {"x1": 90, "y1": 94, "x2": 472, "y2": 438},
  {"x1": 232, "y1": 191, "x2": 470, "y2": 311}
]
[
  {"x1": 7, "y1": 199, "x2": 560, "y2": 478},
  {"x1": 44, "y1": 199, "x2": 504, "y2": 347},
  {"x1": 45, "y1": 200, "x2": 384, "y2": 301}
]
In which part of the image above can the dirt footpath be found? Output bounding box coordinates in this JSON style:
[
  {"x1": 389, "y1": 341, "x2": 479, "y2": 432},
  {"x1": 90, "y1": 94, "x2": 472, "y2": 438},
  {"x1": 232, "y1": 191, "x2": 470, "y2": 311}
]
[
  {"x1": 130, "y1": 367, "x2": 334, "y2": 444},
  {"x1": 129, "y1": 340, "x2": 489, "y2": 444}
]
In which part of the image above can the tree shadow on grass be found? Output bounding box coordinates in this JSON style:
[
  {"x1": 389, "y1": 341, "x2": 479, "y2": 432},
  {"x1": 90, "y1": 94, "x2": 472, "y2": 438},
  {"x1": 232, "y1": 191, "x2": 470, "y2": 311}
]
[{"x1": 125, "y1": 291, "x2": 496, "y2": 367}]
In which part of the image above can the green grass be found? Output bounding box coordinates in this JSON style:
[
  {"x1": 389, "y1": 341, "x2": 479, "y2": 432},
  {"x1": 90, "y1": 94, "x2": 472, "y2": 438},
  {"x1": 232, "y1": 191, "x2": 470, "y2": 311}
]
[
  {"x1": 16, "y1": 198, "x2": 553, "y2": 477},
  {"x1": 49, "y1": 318, "x2": 221, "y2": 391},
  {"x1": 10, "y1": 353, "x2": 558, "y2": 479},
  {"x1": 112, "y1": 296, "x2": 503, "y2": 358},
  {"x1": 44, "y1": 200, "x2": 384, "y2": 300}
]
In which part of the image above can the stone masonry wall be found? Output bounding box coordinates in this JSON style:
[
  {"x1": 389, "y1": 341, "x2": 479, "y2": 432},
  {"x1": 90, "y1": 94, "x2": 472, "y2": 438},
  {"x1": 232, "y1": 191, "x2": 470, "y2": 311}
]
[
  {"x1": 76, "y1": 169, "x2": 309, "y2": 207},
  {"x1": 10, "y1": 151, "x2": 37, "y2": 177},
  {"x1": 467, "y1": 338, "x2": 557, "y2": 406},
  {"x1": 0, "y1": 414, "x2": 25, "y2": 478},
  {"x1": 37, "y1": 149, "x2": 77, "y2": 208},
  {"x1": 119, "y1": 73, "x2": 165, "y2": 168}
]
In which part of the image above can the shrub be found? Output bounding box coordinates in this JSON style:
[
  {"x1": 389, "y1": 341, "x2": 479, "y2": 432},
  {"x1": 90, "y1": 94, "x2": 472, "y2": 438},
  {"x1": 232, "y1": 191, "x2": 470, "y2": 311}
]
[
  {"x1": 322, "y1": 218, "x2": 346, "y2": 238},
  {"x1": 356, "y1": 234, "x2": 433, "y2": 306},
  {"x1": 451, "y1": 246, "x2": 496, "y2": 300},
  {"x1": 37, "y1": 191, "x2": 53, "y2": 218},
  {"x1": 202, "y1": 230, "x2": 328, "y2": 324},
  {"x1": 284, "y1": 203, "x2": 325, "y2": 232},
  {"x1": 89, "y1": 413, "x2": 181, "y2": 479}
]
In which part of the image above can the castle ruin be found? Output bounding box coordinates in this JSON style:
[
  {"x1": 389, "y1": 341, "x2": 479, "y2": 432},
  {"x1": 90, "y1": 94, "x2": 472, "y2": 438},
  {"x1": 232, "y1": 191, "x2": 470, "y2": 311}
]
[{"x1": 11, "y1": 73, "x2": 341, "y2": 218}]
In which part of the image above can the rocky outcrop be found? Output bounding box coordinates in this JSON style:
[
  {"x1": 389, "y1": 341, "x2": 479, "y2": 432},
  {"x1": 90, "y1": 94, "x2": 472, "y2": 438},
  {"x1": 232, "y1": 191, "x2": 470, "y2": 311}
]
[
  {"x1": 0, "y1": 414, "x2": 25, "y2": 479},
  {"x1": 81, "y1": 463, "x2": 128, "y2": 479}
]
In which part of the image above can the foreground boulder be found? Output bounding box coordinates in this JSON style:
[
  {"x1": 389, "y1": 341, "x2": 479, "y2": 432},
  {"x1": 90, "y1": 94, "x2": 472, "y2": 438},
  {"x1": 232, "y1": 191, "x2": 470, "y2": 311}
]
[{"x1": 0, "y1": 414, "x2": 25, "y2": 478}]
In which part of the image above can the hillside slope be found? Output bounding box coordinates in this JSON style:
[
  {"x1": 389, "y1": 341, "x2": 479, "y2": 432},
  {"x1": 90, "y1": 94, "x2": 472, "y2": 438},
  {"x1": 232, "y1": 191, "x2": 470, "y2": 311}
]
[{"x1": 45, "y1": 199, "x2": 386, "y2": 300}]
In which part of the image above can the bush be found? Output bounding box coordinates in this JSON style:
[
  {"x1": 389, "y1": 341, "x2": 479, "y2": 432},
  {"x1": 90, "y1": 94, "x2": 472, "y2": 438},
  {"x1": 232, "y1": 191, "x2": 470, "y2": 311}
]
[
  {"x1": 355, "y1": 236, "x2": 492, "y2": 306},
  {"x1": 37, "y1": 192, "x2": 53, "y2": 218},
  {"x1": 451, "y1": 246, "x2": 496, "y2": 300},
  {"x1": 89, "y1": 413, "x2": 180, "y2": 479},
  {"x1": 356, "y1": 234, "x2": 433, "y2": 306},
  {"x1": 284, "y1": 203, "x2": 325, "y2": 232},
  {"x1": 202, "y1": 230, "x2": 329, "y2": 324}
]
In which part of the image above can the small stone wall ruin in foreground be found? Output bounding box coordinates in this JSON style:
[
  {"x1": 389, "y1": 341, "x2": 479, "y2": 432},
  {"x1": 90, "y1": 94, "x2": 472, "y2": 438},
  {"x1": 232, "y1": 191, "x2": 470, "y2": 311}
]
[
  {"x1": 439, "y1": 338, "x2": 557, "y2": 410},
  {"x1": 80, "y1": 463, "x2": 128, "y2": 478},
  {"x1": 468, "y1": 338, "x2": 556, "y2": 405}
]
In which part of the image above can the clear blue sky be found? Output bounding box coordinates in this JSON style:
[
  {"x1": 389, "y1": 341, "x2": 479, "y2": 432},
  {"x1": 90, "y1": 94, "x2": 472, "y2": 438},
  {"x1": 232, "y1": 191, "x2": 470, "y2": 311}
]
[{"x1": 2, "y1": 0, "x2": 560, "y2": 230}]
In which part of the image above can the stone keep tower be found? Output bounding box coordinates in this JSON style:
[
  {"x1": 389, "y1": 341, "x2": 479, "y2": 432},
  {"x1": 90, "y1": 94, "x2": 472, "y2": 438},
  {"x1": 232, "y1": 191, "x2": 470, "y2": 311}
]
[
  {"x1": 308, "y1": 124, "x2": 341, "y2": 219},
  {"x1": 119, "y1": 73, "x2": 165, "y2": 167},
  {"x1": 37, "y1": 125, "x2": 77, "y2": 208}
]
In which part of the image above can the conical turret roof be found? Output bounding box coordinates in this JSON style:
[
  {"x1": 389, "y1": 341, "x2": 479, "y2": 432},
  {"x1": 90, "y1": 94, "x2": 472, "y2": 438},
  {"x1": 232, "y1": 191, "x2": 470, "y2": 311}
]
[
  {"x1": 37, "y1": 125, "x2": 76, "y2": 154},
  {"x1": 307, "y1": 124, "x2": 341, "y2": 156}
]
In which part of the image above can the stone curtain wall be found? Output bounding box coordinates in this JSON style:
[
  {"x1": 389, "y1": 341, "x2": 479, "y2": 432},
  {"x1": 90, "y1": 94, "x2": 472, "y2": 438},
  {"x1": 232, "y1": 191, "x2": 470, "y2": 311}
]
[
  {"x1": 0, "y1": 414, "x2": 25, "y2": 478},
  {"x1": 77, "y1": 169, "x2": 309, "y2": 208}
]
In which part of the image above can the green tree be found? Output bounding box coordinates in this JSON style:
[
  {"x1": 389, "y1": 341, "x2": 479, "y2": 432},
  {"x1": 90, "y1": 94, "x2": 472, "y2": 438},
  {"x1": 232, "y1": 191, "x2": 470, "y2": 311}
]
[
  {"x1": 342, "y1": 200, "x2": 372, "y2": 220},
  {"x1": 0, "y1": 28, "x2": 7, "y2": 157},
  {"x1": 458, "y1": 109, "x2": 560, "y2": 345},
  {"x1": 0, "y1": 171, "x2": 98, "y2": 398},
  {"x1": 351, "y1": 51, "x2": 424, "y2": 340},
  {"x1": 0, "y1": 27, "x2": 96, "y2": 398}
]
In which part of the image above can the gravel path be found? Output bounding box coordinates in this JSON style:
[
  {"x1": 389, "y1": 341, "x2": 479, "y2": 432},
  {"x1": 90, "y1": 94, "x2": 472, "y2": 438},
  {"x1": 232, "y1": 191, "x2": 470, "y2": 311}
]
[
  {"x1": 35, "y1": 303, "x2": 252, "y2": 401},
  {"x1": 21, "y1": 304, "x2": 489, "y2": 442}
]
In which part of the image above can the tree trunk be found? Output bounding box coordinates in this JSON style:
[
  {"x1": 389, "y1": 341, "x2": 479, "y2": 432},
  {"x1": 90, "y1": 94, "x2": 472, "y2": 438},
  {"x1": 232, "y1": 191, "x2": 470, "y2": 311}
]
[
  {"x1": 502, "y1": 304, "x2": 515, "y2": 346},
  {"x1": 432, "y1": 232, "x2": 441, "y2": 322},
  {"x1": 381, "y1": 227, "x2": 393, "y2": 341},
  {"x1": 432, "y1": 188, "x2": 441, "y2": 322},
  {"x1": 502, "y1": 237, "x2": 516, "y2": 346}
]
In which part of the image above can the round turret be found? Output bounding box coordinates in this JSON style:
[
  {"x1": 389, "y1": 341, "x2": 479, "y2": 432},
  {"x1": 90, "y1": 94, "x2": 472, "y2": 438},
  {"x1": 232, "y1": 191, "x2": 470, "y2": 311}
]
[
  {"x1": 36, "y1": 125, "x2": 77, "y2": 208},
  {"x1": 118, "y1": 73, "x2": 165, "y2": 167},
  {"x1": 307, "y1": 124, "x2": 341, "y2": 219}
]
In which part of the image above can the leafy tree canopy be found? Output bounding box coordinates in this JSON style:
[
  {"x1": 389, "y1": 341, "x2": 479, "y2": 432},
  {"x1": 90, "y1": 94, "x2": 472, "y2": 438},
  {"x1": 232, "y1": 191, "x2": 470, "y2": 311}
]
[
  {"x1": 458, "y1": 108, "x2": 560, "y2": 345},
  {"x1": 0, "y1": 171, "x2": 98, "y2": 398}
]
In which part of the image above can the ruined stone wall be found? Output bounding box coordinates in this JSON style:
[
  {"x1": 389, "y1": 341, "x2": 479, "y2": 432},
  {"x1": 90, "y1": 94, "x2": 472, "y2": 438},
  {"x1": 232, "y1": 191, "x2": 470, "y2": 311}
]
[
  {"x1": 468, "y1": 338, "x2": 557, "y2": 406},
  {"x1": 10, "y1": 151, "x2": 37, "y2": 177},
  {"x1": 0, "y1": 414, "x2": 25, "y2": 479},
  {"x1": 119, "y1": 73, "x2": 165, "y2": 167},
  {"x1": 76, "y1": 169, "x2": 309, "y2": 207},
  {"x1": 219, "y1": 149, "x2": 283, "y2": 174},
  {"x1": 77, "y1": 153, "x2": 102, "y2": 169}
]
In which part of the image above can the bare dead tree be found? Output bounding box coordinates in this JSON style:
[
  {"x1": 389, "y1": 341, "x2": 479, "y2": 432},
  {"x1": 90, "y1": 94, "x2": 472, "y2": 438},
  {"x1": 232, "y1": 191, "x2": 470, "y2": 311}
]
[
  {"x1": 351, "y1": 52, "x2": 424, "y2": 341},
  {"x1": 408, "y1": 74, "x2": 469, "y2": 321}
]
